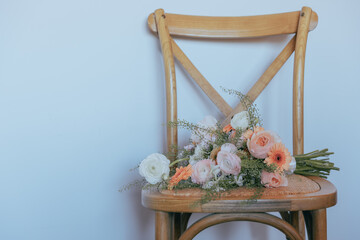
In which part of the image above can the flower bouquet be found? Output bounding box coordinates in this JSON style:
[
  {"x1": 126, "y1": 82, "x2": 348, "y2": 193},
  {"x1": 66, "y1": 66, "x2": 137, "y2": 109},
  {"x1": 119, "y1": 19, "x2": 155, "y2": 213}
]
[{"x1": 130, "y1": 91, "x2": 338, "y2": 203}]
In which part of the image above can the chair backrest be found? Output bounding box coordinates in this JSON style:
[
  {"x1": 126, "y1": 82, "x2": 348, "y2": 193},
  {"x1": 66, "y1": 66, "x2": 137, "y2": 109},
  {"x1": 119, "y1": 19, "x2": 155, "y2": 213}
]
[{"x1": 148, "y1": 7, "x2": 318, "y2": 160}]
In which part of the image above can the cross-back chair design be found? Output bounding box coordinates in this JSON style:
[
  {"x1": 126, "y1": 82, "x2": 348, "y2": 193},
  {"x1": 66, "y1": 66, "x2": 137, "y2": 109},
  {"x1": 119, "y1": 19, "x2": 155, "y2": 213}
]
[{"x1": 142, "y1": 7, "x2": 337, "y2": 240}]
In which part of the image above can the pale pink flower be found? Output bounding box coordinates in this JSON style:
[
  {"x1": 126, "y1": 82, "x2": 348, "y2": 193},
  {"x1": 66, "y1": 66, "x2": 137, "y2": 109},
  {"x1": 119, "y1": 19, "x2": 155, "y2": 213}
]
[
  {"x1": 221, "y1": 143, "x2": 237, "y2": 154},
  {"x1": 191, "y1": 159, "x2": 215, "y2": 184},
  {"x1": 217, "y1": 151, "x2": 241, "y2": 175},
  {"x1": 247, "y1": 130, "x2": 281, "y2": 159},
  {"x1": 261, "y1": 171, "x2": 288, "y2": 188}
]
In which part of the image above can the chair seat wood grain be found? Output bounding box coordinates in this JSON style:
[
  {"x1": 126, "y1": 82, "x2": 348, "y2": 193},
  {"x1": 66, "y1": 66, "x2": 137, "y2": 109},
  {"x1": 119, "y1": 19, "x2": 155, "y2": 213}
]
[{"x1": 142, "y1": 176, "x2": 337, "y2": 213}]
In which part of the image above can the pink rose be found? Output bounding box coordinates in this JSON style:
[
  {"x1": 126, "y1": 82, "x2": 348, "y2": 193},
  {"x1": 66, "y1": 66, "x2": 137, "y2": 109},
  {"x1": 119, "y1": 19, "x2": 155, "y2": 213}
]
[
  {"x1": 247, "y1": 130, "x2": 281, "y2": 159},
  {"x1": 261, "y1": 171, "x2": 288, "y2": 188},
  {"x1": 191, "y1": 159, "x2": 215, "y2": 184},
  {"x1": 217, "y1": 151, "x2": 241, "y2": 175}
]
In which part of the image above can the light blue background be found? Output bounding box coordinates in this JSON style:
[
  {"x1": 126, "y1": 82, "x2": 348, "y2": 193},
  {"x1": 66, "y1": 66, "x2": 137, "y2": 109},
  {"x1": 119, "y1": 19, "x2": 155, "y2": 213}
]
[{"x1": 0, "y1": 0, "x2": 358, "y2": 239}]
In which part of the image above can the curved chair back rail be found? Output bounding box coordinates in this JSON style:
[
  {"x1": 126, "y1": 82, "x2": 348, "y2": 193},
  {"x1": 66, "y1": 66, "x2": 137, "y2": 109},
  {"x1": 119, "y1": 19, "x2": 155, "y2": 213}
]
[{"x1": 148, "y1": 10, "x2": 318, "y2": 38}]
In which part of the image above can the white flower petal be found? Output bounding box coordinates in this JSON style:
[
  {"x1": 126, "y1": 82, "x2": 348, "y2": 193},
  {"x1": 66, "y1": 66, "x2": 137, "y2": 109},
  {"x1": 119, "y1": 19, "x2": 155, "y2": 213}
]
[
  {"x1": 231, "y1": 111, "x2": 250, "y2": 131},
  {"x1": 139, "y1": 153, "x2": 170, "y2": 184}
]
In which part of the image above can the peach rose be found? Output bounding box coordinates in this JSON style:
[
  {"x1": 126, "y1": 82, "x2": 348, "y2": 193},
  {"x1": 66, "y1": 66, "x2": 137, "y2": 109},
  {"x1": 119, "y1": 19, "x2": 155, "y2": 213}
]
[
  {"x1": 242, "y1": 129, "x2": 253, "y2": 140},
  {"x1": 191, "y1": 159, "x2": 215, "y2": 184},
  {"x1": 217, "y1": 151, "x2": 241, "y2": 175},
  {"x1": 247, "y1": 130, "x2": 281, "y2": 159},
  {"x1": 261, "y1": 171, "x2": 288, "y2": 188},
  {"x1": 242, "y1": 126, "x2": 264, "y2": 141}
]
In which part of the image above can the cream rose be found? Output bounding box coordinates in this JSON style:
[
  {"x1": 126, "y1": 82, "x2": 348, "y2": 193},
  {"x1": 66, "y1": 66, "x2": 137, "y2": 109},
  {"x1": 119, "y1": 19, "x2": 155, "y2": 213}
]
[
  {"x1": 139, "y1": 153, "x2": 170, "y2": 184},
  {"x1": 230, "y1": 111, "x2": 250, "y2": 131}
]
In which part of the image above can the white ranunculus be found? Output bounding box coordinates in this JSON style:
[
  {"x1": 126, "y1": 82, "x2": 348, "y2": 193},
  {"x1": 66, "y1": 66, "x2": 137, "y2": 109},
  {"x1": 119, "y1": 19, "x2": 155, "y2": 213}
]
[
  {"x1": 139, "y1": 153, "x2": 170, "y2": 184},
  {"x1": 230, "y1": 111, "x2": 250, "y2": 131},
  {"x1": 285, "y1": 157, "x2": 297, "y2": 175},
  {"x1": 221, "y1": 143, "x2": 238, "y2": 154}
]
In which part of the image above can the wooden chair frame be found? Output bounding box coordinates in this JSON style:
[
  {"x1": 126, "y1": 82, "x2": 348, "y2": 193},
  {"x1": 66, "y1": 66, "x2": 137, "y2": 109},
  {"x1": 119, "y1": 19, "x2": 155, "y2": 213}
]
[{"x1": 143, "y1": 7, "x2": 337, "y2": 240}]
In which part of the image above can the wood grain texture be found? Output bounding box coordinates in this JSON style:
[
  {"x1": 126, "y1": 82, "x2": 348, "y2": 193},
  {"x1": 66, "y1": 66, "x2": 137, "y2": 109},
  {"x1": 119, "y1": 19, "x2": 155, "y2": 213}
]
[
  {"x1": 293, "y1": 6, "x2": 312, "y2": 155},
  {"x1": 155, "y1": 211, "x2": 173, "y2": 240},
  {"x1": 154, "y1": 9, "x2": 178, "y2": 160},
  {"x1": 148, "y1": 10, "x2": 318, "y2": 38},
  {"x1": 311, "y1": 209, "x2": 327, "y2": 240},
  {"x1": 179, "y1": 213, "x2": 302, "y2": 240},
  {"x1": 222, "y1": 36, "x2": 296, "y2": 126},
  {"x1": 171, "y1": 39, "x2": 233, "y2": 116},
  {"x1": 303, "y1": 210, "x2": 313, "y2": 240},
  {"x1": 290, "y1": 211, "x2": 306, "y2": 239},
  {"x1": 142, "y1": 176, "x2": 337, "y2": 213}
]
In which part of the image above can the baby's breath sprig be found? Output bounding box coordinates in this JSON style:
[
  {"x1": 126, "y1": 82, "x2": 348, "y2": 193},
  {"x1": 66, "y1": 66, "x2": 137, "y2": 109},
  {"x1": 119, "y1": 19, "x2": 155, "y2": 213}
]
[
  {"x1": 221, "y1": 87, "x2": 263, "y2": 128},
  {"x1": 119, "y1": 178, "x2": 147, "y2": 192},
  {"x1": 168, "y1": 120, "x2": 212, "y2": 133}
]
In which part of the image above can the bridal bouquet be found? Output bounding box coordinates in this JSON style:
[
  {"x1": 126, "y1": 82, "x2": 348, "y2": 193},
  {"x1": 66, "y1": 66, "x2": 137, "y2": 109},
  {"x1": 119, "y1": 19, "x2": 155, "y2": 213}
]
[{"x1": 133, "y1": 91, "x2": 338, "y2": 202}]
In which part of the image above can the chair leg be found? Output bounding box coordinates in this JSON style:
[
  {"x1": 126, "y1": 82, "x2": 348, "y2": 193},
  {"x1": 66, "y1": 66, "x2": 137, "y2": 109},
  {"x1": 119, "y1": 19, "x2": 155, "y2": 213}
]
[
  {"x1": 173, "y1": 213, "x2": 182, "y2": 239},
  {"x1": 173, "y1": 213, "x2": 192, "y2": 239},
  {"x1": 312, "y1": 209, "x2": 327, "y2": 240},
  {"x1": 304, "y1": 209, "x2": 327, "y2": 240},
  {"x1": 303, "y1": 211, "x2": 313, "y2": 240},
  {"x1": 290, "y1": 211, "x2": 306, "y2": 239},
  {"x1": 156, "y1": 211, "x2": 174, "y2": 240}
]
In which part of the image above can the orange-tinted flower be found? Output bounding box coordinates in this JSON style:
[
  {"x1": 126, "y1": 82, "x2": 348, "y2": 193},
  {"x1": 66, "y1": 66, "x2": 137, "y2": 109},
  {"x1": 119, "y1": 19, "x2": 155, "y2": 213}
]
[
  {"x1": 242, "y1": 129, "x2": 253, "y2": 140},
  {"x1": 242, "y1": 126, "x2": 264, "y2": 140},
  {"x1": 264, "y1": 143, "x2": 291, "y2": 171},
  {"x1": 254, "y1": 126, "x2": 264, "y2": 134},
  {"x1": 168, "y1": 165, "x2": 193, "y2": 190},
  {"x1": 223, "y1": 124, "x2": 234, "y2": 133}
]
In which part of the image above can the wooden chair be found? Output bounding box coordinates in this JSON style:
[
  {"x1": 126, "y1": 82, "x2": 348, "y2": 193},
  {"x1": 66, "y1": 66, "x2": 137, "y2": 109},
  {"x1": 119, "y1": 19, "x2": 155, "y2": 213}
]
[{"x1": 143, "y1": 7, "x2": 337, "y2": 240}]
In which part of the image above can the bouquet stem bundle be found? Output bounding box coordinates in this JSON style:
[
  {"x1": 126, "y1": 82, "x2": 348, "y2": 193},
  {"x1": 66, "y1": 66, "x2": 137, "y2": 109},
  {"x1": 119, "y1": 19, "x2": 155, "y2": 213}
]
[{"x1": 294, "y1": 149, "x2": 339, "y2": 178}]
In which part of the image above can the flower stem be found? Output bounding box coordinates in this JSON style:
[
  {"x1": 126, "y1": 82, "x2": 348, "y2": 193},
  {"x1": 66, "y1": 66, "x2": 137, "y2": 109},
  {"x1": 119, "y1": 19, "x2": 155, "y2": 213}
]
[
  {"x1": 169, "y1": 158, "x2": 190, "y2": 167},
  {"x1": 293, "y1": 149, "x2": 338, "y2": 179}
]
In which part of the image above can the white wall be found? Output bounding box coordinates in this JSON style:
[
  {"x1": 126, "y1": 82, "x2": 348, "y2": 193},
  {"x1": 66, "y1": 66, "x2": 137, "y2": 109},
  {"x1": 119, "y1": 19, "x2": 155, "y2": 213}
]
[{"x1": 0, "y1": 0, "x2": 358, "y2": 239}]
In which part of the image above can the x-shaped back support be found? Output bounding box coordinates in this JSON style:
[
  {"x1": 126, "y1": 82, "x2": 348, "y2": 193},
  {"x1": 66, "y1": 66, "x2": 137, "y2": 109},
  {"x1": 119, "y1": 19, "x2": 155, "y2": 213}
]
[{"x1": 149, "y1": 7, "x2": 318, "y2": 159}]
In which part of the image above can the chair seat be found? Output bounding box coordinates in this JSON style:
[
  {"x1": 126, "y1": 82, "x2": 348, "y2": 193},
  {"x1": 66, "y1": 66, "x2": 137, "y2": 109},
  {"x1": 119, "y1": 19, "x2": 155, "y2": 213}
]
[{"x1": 142, "y1": 175, "x2": 337, "y2": 213}]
